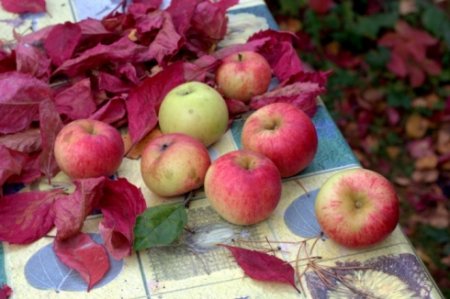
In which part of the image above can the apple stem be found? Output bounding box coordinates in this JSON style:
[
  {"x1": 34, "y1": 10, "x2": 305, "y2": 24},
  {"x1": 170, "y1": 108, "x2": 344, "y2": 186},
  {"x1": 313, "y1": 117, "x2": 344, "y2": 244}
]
[{"x1": 237, "y1": 53, "x2": 243, "y2": 61}]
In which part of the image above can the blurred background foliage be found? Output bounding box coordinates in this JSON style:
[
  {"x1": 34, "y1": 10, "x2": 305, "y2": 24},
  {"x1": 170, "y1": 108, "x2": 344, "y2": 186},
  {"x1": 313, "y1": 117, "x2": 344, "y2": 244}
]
[{"x1": 265, "y1": 0, "x2": 450, "y2": 296}]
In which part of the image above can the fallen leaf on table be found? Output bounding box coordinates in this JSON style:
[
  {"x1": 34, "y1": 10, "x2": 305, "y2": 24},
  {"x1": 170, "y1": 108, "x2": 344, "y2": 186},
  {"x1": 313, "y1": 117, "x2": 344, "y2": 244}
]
[
  {"x1": 220, "y1": 244, "x2": 300, "y2": 293},
  {"x1": 0, "y1": 283, "x2": 12, "y2": 298},
  {"x1": 98, "y1": 178, "x2": 147, "y2": 260},
  {"x1": 0, "y1": 190, "x2": 61, "y2": 244},
  {"x1": 0, "y1": 0, "x2": 46, "y2": 14},
  {"x1": 44, "y1": 22, "x2": 82, "y2": 67},
  {"x1": 133, "y1": 203, "x2": 187, "y2": 251},
  {"x1": 54, "y1": 78, "x2": 96, "y2": 121},
  {"x1": 0, "y1": 72, "x2": 53, "y2": 134},
  {"x1": 54, "y1": 233, "x2": 110, "y2": 291},
  {"x1": 0, "y1": 129, "x2": 41, "y2": 153},
  {"x1": 38, "y1": 99, "x2": 63, "y2": 182},
  {"x1": 54, "y1": 177, "x2": 105, "y2": 241}
]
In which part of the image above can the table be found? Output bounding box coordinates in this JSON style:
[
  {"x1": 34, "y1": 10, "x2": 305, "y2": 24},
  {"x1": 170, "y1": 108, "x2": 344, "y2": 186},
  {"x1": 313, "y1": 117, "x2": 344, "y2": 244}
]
[{"x1": 0, "y1": 0, "x2": 444, "y2": 298}]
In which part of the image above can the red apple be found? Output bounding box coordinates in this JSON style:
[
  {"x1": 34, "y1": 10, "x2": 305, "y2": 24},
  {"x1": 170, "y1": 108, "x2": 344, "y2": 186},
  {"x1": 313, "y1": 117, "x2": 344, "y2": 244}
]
[
  {"x1": 315, "y1": 168, "x2": 400, "y2": 248},
  {"x1": 216, "y1": 51, "x2": 271, "y2": 102},
  {"x1": 54, "y1": 119, "x2": 124, "y2": 179},
  {"x1": 140, "y1": 133, "x2": 211, "y2": 197},
  {"x1": 241, "y1": 102, "x2": 318, "y2": 178},
  {"x1": 204, "y1": 150, "x2": 281, "y2": 225}
]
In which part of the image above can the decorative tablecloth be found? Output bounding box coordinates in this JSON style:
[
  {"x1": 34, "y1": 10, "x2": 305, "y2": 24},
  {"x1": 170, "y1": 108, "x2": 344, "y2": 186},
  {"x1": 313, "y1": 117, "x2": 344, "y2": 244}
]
[{"x1": 0, "y1": 0, "x2": 444, "y2": 298}]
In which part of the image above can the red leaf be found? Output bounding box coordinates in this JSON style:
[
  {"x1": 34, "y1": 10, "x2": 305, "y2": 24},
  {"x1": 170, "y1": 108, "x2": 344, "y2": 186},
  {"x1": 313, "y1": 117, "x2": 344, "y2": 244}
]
[
  {"x1": 137, "y1": 11, "x2": 183, "y2": 65},
  {"x1": 98, "y1": 178, "x2": 146, "y2": 260},
  {"x1": 15, "y1": 41, "x2": 51, "y2": 80},
  {"x1": 0, "y1": 128, "x2": 41, "y2": 153},
  {"x1": 54, "y1": 233, "x2": 110, "y2": 291},
  {"x1": 0, "y1": 145, "x2": 28, "y2": 192},
  {"x1": 0, "y1": 284, "x2": 12, "y2": 299},
  {"x1": 0, "y1": 190, "x2": 60, "y2": 244},
  {"x1": 54, "y1": 78, "x2": 96, "y2": 120},
  {"x1": 221, "y1": 245, "x2": 300, "y2": 292},
  {"x1": 248, "y1": 30, "x2": 304, "y2": 81},
  {"x1": 0, "y1": 0, "x2": 46, "y2": 14},
  {"x1": 378, "y1": 21, "x2": 441, "y2": 86},
  {"x1": 308, "y1": 0, "x2": 334, "y2": 14},
  {"x1": 0, "y1": 72, "x2": 53, "y2": 134},
  {"x1": 97, "y1": 72, "x2": 132, "y2": 93},
  {"x1": 186, "y1": 0, "x2": 238, "y2": 54},
  {"x1": 38, "y1": 99, "x2": 63, "y2": 182},
  {"x1": 54, "y1": 37, "x2": 145, "y2": 77},
  {"x1": 166, "y1": 0, "x2": 202, "y2": 35},
  {"x1": 250, "y1": 71, "x2": 329, "y2": 116},
  {"x1": 126, "y1": 61, "x2": 185, "y2": 144},
  {"x1": 54, "y1": 178, "x2": 105, "y2": 240},
  {"x1": 90, "y1": 97, "x2": 127, "y2": 125},
  {"x1": 44, "y1": 22, "x2": 82, "y2": 66},
  {"x1": 6, "y1": 152, "x2": 41, "y2": 184}
]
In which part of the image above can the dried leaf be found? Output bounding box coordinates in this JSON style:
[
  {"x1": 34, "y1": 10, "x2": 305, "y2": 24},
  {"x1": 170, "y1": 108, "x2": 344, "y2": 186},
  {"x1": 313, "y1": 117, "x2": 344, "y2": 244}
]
[
  {"x1": 98, "y1": 178, "x2": 147, "y2": 259},
  {"x1": 0, "y1": 190, "x2": 60, "y2": 244},
  {"x1": 220, "y1": 245, "x2": 300, "y2": 292},
  {"x1": 415, "y1": 155, "x2": 438, "y2": 170},
  {"x1": 54, "y1": 233, "x2": 110, "y2": 291},
  {"x1": 405, "y1": 114, "x2": 429, "y2": 139}
]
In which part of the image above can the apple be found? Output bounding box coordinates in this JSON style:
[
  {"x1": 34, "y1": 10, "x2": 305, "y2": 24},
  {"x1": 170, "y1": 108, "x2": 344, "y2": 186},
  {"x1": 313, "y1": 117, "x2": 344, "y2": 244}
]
[
  {"x1": 54, "y1": 119, "x2": 124, "y2": 179},
  {"x1": 216, "y1": 51, "x2": 272, "y2": 102},
  {"x1": 140, "y1": 133, "x2": 211, "y2": 197},
  {"x1": 158, "y1": 81, "x2": 229, "y2": 147},
  {"x1": 204, "y1": 149, "x2": 281, "y2": 225},
  {"x1": 315, "y1": 168, "x2": 400, "y2": 248},
  {"x1": 241, "y1": 102, "x2": 318, "y2": 178}
]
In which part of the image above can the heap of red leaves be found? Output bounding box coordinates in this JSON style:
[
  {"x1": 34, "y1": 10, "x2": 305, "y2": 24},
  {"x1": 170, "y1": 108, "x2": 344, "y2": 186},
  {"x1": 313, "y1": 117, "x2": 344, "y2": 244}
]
[
  {"x1": 0, "y1": 0, "x2": 46, "y2": 14},
  {"x1": 0, "y1": 0, "x2": 328, "y2": 291}
]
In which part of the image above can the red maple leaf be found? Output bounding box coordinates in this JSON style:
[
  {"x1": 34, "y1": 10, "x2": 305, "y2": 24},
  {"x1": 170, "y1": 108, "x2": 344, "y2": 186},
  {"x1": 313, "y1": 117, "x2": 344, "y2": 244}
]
[{"x1": 378, "y1": 21, "x2": 442, "y2": 87}]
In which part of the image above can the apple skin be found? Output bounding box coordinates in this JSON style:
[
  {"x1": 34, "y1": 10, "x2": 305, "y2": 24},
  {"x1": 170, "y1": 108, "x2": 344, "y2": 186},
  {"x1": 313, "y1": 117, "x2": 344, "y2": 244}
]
[
  {"x1": 204, "y1": 149, "x2": 282, "y2": 225},
  {"x1": 140, "y1": 133, "x2": 211, "y2": 197},
  {"x1": 315, "y1": 168, "x2": 400, "y2": 248},
  {"x1": 54, "y1": 119, "x2": 124, "y2": 179},
  {"x1": 158, "y1": 81, "x2": 229, "y2": 147},
  {"x1": 241, "y1": 102, "x2": 318, "y2": 178},
  {"x1": 216, "y1": 51, "x2": 272, "y2": 102}
]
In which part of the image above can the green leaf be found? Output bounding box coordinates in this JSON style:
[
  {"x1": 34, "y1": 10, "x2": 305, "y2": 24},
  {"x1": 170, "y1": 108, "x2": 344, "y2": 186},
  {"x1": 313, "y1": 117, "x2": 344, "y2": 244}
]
[
  {"x1": 279, "y1": 0, "x2": 304, "y2": 16},
  {"x1": 133, "y1": 203, "x2": 187, "y2": 250},
  {"x1": 353, "y1": 12, "x2": 398, "y2": 39},
  {"x1": 387, "y1": 83, "x2": 412, "y2": 109},
  {"x1": 421, "y1": 4, "x2": 450, "y2": 47},
  {"x1": 365, "y1": 47, "x2": 390, "y2": 70}
]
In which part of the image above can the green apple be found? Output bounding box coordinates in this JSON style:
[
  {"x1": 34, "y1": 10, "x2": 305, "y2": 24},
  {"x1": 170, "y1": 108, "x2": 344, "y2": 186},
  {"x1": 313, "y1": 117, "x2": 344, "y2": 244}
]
[{"x1": 158, "y1": 82, "x2": 229, "y2": 147}]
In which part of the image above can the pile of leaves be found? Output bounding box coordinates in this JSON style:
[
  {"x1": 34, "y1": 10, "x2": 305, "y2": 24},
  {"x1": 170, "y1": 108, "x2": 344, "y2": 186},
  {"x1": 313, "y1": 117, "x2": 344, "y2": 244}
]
[
  {"x1": 267, "y1": 0, "x2": 450, "y2": 296},
  {"x1": 0, "y1": 0, "x2": 329, "y2": 292}
]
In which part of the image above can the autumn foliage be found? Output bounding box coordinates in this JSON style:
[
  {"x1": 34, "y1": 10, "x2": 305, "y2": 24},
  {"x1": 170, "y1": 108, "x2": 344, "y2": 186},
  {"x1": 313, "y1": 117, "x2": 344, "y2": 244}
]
[{"x1": 268, "y1": 0, "x2": 450, "y2": 295}]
